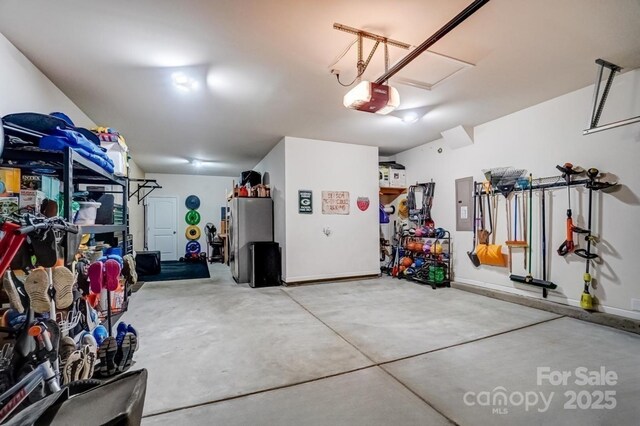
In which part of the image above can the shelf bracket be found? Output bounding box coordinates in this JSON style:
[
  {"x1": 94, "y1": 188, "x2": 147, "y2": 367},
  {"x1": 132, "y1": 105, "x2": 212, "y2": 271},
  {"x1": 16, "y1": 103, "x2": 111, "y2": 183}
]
[
  {"x1": 583, "y1": 59, "x2": 640, "y2": 135},
  {"x1": 128, "y1": 178, "x2": 162, "y2": 204}
]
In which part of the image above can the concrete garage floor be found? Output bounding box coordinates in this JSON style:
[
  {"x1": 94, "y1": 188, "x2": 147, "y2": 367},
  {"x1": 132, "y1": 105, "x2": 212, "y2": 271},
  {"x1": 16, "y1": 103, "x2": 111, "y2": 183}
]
[{"x1": 126, "y1": 264, "x2": 640, "y2": 425}]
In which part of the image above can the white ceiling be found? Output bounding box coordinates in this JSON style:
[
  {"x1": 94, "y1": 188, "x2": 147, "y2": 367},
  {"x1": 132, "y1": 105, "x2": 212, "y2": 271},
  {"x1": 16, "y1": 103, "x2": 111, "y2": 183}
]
[{"x1": 1, "y1": 0, "x2": 639, "y2": 176}]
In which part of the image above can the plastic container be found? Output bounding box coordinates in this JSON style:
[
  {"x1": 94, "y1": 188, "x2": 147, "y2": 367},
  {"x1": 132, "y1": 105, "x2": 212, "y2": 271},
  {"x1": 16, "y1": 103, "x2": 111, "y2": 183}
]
[{"x1": 75, "y1": 201, "x2": 102, "y2": 225}]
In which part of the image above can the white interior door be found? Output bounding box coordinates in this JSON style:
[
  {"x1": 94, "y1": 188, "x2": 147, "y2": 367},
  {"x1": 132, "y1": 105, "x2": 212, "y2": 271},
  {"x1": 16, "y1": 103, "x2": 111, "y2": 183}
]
[{"x1": 147, "y1": 196, "x2": 177, "y2": 261}]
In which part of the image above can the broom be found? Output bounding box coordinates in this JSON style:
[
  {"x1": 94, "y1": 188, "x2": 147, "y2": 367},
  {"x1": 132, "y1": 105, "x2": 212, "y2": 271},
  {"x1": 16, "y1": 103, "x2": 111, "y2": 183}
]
[{"x1": 510, "y1": 174, "x2": 557, "y2": 289}]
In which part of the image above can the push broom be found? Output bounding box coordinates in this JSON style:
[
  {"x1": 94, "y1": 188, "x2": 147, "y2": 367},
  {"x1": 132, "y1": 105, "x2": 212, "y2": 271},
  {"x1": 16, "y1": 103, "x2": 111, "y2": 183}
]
[{"x1": 510, "y1": 174, "x2": 557, "y2": 289}]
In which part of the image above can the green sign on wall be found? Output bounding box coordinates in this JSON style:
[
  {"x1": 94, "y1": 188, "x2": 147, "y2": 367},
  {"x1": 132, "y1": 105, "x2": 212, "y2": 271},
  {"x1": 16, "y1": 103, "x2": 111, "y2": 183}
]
[{"x1": 298, "y1": 190, "x2": 312, "y2": 214}]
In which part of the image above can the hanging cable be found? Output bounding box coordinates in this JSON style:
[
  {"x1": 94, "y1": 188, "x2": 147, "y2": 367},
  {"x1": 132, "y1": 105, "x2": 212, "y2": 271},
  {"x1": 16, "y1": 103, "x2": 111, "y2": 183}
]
[{"x1": 334, "y1": 35, "x2": 381, "y2": 87}]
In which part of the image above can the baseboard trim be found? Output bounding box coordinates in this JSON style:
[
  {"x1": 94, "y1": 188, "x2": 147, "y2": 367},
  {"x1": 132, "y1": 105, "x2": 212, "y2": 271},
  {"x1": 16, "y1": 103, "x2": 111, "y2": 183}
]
[
  {"x1": 451, "y1": 280, "x2": 640, "y2": 335},
  {"x1": 283, "y1": 274, "x2": 379, "y2": 287}
]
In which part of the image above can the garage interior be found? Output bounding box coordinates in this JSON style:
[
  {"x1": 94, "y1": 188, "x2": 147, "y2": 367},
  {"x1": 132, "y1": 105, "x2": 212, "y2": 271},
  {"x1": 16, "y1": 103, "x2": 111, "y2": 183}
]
[{"x1": 0, "y1": 0, "x2": 639, "y2": 425}]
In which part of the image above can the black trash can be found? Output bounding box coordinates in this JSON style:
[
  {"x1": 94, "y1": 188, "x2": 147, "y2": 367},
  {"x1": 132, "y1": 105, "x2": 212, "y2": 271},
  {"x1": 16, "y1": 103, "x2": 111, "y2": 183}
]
[
  {"x1": 135, "y1": 250, "x2": 161, "y2": 276},
  {"x1": 249, "y1": 242, "x2": 281, "y2": 288}
]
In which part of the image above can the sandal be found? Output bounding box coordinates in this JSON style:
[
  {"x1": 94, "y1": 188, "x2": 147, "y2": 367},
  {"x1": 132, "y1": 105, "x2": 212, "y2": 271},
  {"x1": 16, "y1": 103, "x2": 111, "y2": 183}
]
[
  {"x1": 104, "y1": 259, "x2": 121, "y2": 291},
  {"x1": 88, "y1": 261, "x2": 104, "y2": 294}
]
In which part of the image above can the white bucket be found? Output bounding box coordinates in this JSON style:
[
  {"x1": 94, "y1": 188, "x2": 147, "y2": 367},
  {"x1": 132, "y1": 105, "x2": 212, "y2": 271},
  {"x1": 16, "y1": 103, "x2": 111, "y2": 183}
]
[{"x1": 75, "y1": 201, "x2": 102, "y2": 225}]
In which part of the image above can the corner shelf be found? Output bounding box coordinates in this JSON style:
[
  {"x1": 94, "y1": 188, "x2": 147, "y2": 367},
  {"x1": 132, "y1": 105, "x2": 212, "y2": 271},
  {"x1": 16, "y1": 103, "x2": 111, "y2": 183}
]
[{"x1": 379, "y1": 187, "x2": 407, "y2": 204}]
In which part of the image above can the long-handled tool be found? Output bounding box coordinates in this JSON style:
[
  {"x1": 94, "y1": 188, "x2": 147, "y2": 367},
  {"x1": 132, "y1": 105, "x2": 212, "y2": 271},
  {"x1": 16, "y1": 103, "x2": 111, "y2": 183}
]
[
  {"x1": 505, "y1": 191, "x2": 528, "y2": 272},
  {"x1": 573, "y1": 168, "x2": 616, "y2": 310},
  {"x1": 510, "y1": 174, "x2": 557, "y2": 289},
  {"x1": 391, "y1": 221, "x2": 401, "y2": 277},
  {"x1": 467, "y1": 182, "x2": 480, "y2": 267},
  {"x1": 505, "y1": 193, "x2": 513, "y2": 272},
  {"x1": 556, "y1": 163, "x2": 582, "y2": 256},
  {"x1": 541, "y1": 187, "x2": 551, "y2": 298}
]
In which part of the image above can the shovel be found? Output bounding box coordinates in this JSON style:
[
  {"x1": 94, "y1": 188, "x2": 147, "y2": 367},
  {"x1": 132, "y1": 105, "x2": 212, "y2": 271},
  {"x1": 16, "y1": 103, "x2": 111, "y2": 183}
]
[{"x1": 467, "y1": 182, "x2": 480, "y2": 267}]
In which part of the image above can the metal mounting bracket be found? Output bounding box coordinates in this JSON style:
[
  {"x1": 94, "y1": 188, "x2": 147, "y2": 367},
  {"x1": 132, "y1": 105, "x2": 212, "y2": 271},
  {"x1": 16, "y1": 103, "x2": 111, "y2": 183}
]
[
  {"x1": 584, "y1": 59, "x2": 640, "y2": 135},
  {"x1": 128, "y1": 178, "x2": 162, "y2": 204}
]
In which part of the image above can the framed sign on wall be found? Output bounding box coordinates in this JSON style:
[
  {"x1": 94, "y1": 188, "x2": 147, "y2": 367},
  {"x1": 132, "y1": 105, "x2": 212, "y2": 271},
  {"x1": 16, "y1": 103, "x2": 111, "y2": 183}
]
[
  {"x1": 298, "y1": 190, "x2": 312, "y2": 214},
  {"x1": 322, "y1": 191, "x2": 350, "y2": 215}
]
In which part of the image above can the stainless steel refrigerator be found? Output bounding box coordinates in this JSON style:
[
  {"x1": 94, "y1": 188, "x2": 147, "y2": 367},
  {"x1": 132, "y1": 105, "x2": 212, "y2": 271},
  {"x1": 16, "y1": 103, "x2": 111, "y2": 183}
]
[{"x1": 229, "y1": 197, "x2": 274, "y2": 283}]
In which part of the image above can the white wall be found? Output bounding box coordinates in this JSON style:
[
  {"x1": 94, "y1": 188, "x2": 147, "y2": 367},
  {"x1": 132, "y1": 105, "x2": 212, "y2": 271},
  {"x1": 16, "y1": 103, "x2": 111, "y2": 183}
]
[
  {"x1": 144, "y1": 173, "x2": 234, "y2": 257},
  {"x1": 394, "y1": 68, "x2": 640, "y2": 319},
  {"x1": 0, "y1": 33, "x2": 93, "y2": 127},
  {"x1": 253, "y1": 139, "x2": 287, "y2": 277},
  {"x1": 283, "y1": 137, "x2": 380, "y2": 283}
]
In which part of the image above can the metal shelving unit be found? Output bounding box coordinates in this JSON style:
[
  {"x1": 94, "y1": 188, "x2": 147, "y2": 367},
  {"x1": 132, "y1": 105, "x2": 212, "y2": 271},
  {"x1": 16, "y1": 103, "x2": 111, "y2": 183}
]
[{"x1": 2, "y1": 123, "x2": 130, "y2": 335}]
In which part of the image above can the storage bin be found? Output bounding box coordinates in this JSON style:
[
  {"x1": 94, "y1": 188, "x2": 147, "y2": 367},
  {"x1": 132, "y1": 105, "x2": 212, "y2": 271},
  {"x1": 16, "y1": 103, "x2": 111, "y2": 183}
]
[
  {"x1": 75, "y1": 201, "x2": 102, "y2": 225},
  {"x1": 101, "y1": 142, "x2": 128, "y2": 177}
]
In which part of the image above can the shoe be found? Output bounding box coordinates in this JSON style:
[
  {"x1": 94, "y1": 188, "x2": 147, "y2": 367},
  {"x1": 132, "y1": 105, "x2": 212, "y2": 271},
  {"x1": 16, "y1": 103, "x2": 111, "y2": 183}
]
[
  {"x1": 63, "y1": 350, "x2": 85, "y2": 385},
  {"x1": 59, "y1": 336, "x2": 76, "y2": 370},
  {"x1": 116, "y1": 322, "x2": 127, "y2": 346},
  {"x1": 126, "y1": 324, "x2": 139, "y2": 352},
  {"x1": 115, "y1": 333, "x2": 132, "y2": 372},
  {"x1": 82, "y1": 332, "x2": 98, "y2": 349},
  {"x1": 92, "y1": 325, "x2": 108, "y2": 347},
  {"x1": 123, "y1": 332, "x2": 136, "y2": 371},
  {"x1": 52, "y1": 266, "x2": 74, "y2": 310},
  {"x1": 24, "y1": 268, "x2": 52, "y2": 314},
  {"x1": 3, "y1": 271, "x2": 24, "y2": 313},
  {"x1": 96, "y1": 337, "x2": 117, "y2": 377},
  {"x1": 88, "y1": 261, "x2": 104, "y2": 294},
  {"x1": 81, "y1": 344, "x2": 97, "y2": 379},
  {"x1": 104, "y1": 259, "x2": 121, "y2": 292},
  {"x1": 122, "y1": 254, "x2": 137, "y2": 284}
]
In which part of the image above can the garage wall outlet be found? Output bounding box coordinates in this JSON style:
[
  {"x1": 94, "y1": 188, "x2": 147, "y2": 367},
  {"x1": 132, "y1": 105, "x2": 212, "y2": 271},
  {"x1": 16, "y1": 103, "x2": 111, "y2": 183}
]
[{"x1": 632, "y1": 299, "x2": 640, "y2": 312}]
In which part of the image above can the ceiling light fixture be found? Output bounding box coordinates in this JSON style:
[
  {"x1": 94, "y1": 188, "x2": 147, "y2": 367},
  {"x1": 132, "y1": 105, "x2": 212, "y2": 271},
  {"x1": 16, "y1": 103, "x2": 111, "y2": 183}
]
[
  {"x1": 402, "y1": 112, "x2": 419, "y2": 124},
  {"x1": 192, "y1": 159, "x2": 203, "y2": 168},
  {"x1": 172, "y1": 72, "x2": 199, "y2": 91}
]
